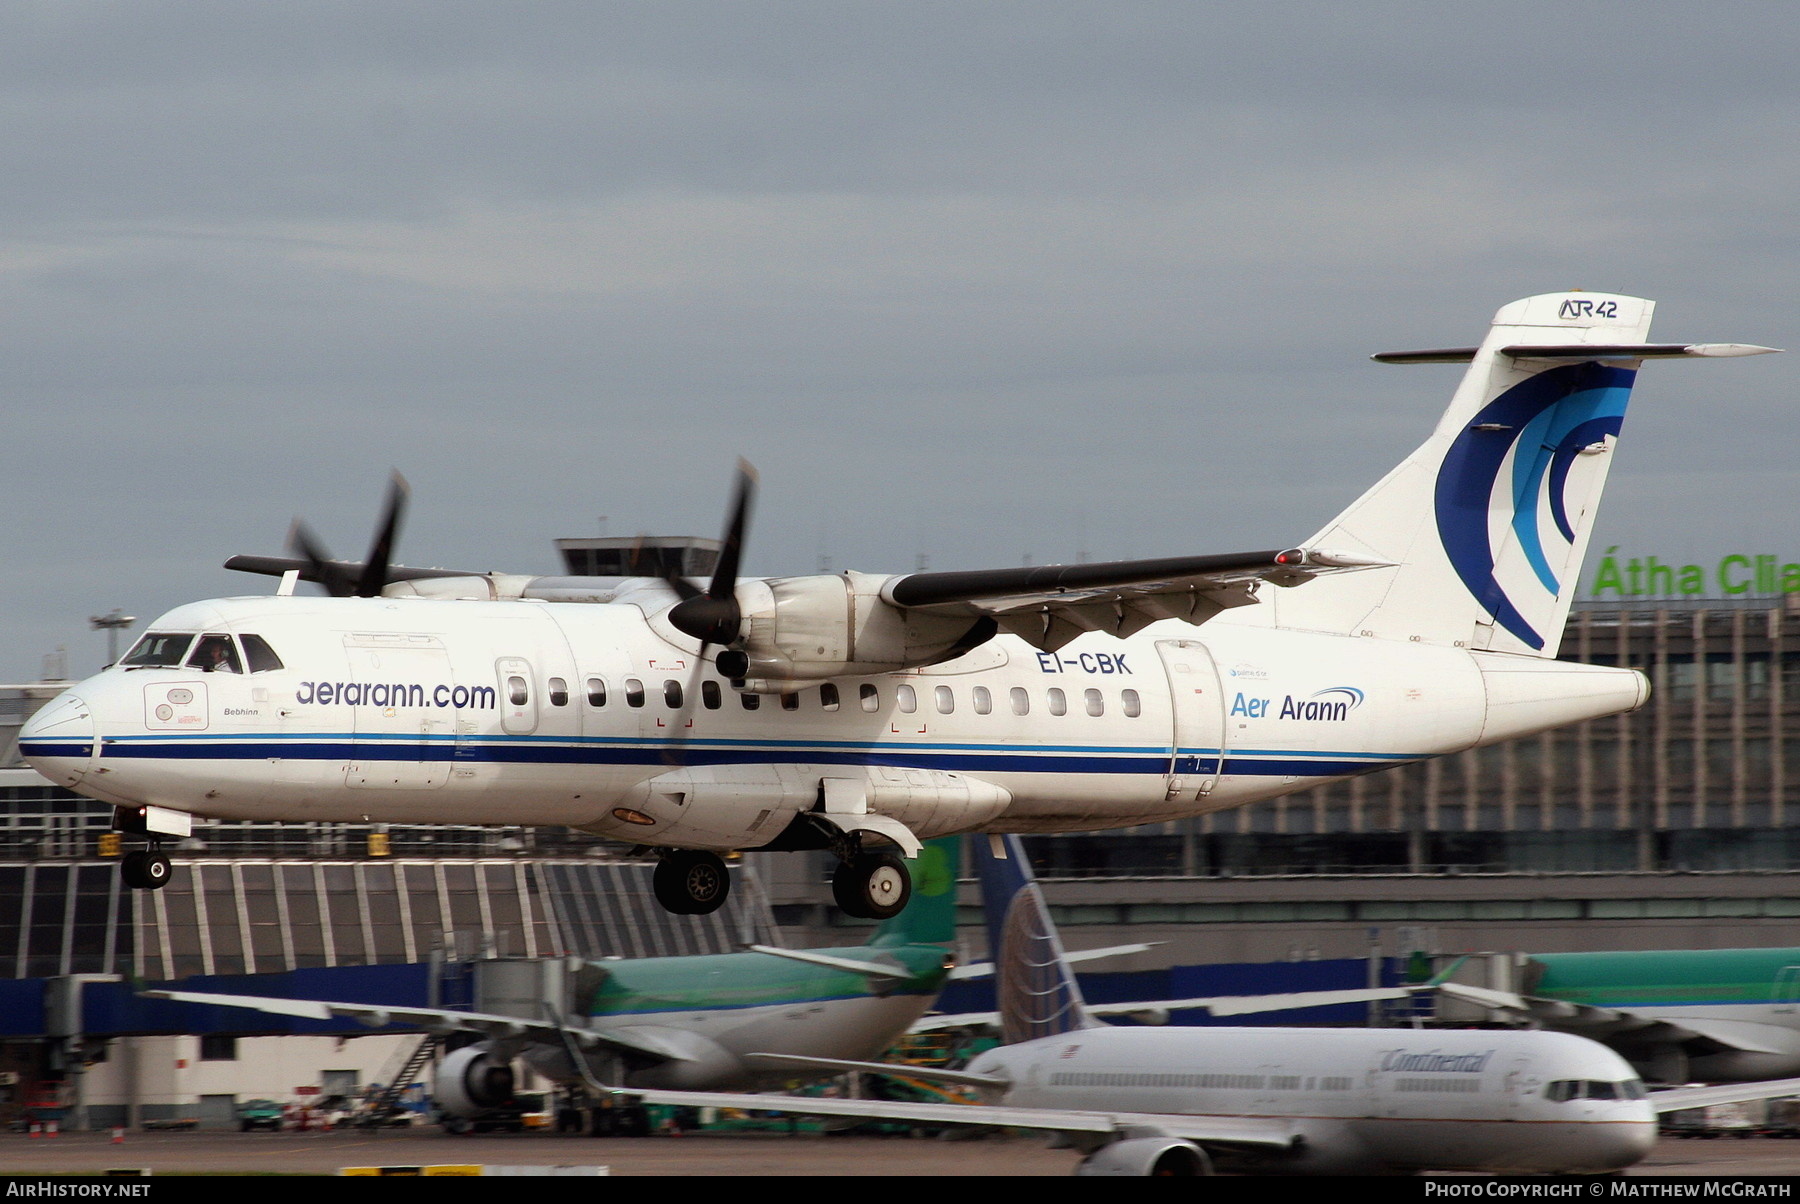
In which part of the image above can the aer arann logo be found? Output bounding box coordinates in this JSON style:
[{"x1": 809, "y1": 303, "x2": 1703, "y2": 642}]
[{"x1": 1277, "y1": 686, "x2": 1364, "y2": 722}]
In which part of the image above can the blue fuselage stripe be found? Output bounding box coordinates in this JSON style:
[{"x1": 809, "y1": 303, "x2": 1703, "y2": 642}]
[{"x1": 80, "y1": 735, "x2": 1418, "y2": 778}]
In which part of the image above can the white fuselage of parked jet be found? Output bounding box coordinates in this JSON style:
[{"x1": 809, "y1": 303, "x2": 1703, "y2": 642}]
[
  {"x1": 969, "y1": 1026, "x2": 1656, "y2": 1175},
  {"x1": 625, "y1": 1025, "x2": 1657, "y2": 1175},
  {"x1": 20, "y1": 588, "x2": 1643, "y2": 852}
]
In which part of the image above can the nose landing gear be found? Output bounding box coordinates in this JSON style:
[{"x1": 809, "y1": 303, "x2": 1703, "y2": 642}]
[{"x1": 121, "y1": 847, "x2": 172, "y2": 890}]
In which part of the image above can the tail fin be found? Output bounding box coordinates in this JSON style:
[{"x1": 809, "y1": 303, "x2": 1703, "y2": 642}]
[
  {"x1": 1271, "y1": 293, "x2": 1772, "y2": 657},
  {"x1": 974, "y1": 834, "x2": 1098, "y2": 1044},
  {"x1": 870, "y1": 836, "x2": 959, "y2": 947}
]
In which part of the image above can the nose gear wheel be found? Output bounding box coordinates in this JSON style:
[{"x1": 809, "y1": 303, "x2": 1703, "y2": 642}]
[{"x1": 121, "y1": 849, "x2": 172, "y2": 891}]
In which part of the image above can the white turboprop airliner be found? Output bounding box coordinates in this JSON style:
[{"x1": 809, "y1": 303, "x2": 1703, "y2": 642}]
[
  {"x1": 617, "y1": 835, "x2": 1800, "y2": 1177},
  {"x1": 19, "y1": 293, "x2": 1777, "y2": 918}
]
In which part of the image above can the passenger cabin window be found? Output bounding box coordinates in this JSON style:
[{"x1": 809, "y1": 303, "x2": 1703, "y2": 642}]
[
  {"x1": 860, "y1": 684, "x2": 880, "y2": 712},
  {"x1": 188, "y1": 634, "x2": 242, "y2": 675},
  {"x1": 934, "y1": 685, "x2": 954, "y2": 714},
  {"x1": 1047, "y1": 687, "x2": 1067, "y2": 716},
  {"x1": 820, "y1": 683, "x2": 840, "y2": 711},
  {"x1": 972, "y1": 686, "x2": 992, "y2": 715},
  {"x1": 239, "y1": 634, "x2": 284, "y2": 673},
  {"x1": 121, "y1": 632, "x2": 196, "y2": 669},
  {"x1": 702, "y1": 681, "x2": 722, "y2": 710},
  {"x1": 780, "y1": 692, "x2": 800, "y2": 711},
  {"x1": 664, "y1": 680, "x2": 683, "y2": 708},
  {"x1": 1084, "y1": 688, "x2": 1104, "y2": 717},
  {"x1": 896, "y1": 684, "x2": 917, "y2": 714},
  {"x1": 1010, "y1": 687, "x2": 1030, "y2": 716},
  {"x1": 586, "y1": 678, "x2": 607, "y2": 707},
  {"x1": 548, "y1": 677, "x2": 569, "y2": 707},
  {"x1": 1121, "y1": 688, "x2": 1142, "y2": 718},
  {"x1": 507, "y1": 675, "x2": 529, "y2": 706},
  {"x1": 740, "y1": 691, "x2": 760, "y2": 710},
  {"x1": 625, "y1": 678, "x2": 645, "y2": 708}
]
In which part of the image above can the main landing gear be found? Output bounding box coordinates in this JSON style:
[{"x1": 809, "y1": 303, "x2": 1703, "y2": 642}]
[
  {"x1": 121, "y1": 847, "x2": 172, "y2": 890},
  {"x1": 832, "y1": 850, "x2": 911, "y2": 920},
  {"x1": 652, "y1": 850, "x2": 732, "y2": 915},
  {"x1": 648, "y1": 845, "x2": 914, "y2": 921}
]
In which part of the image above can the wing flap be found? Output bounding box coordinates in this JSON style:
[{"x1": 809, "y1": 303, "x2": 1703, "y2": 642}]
[{"x1": 894, "y1": 550, "x2": 1384, "y2": 650}]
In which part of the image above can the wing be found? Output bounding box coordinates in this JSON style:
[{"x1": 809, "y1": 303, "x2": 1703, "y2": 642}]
[
  {"x1": 1652, "y1": 1076, "x2": 1800, "y2": 1114},
  {"x1": 914, "y1": 986, "x2": 1412, "y2": 1032},
  {"x1": 139, "y1": 988, "x2": 697, "y2": 1065},
  {"x1": 1431, "y1": 983, "x2": 1792, "y2": 1052},
  {"x1": 614, "y1": 1085, "x2": 1299, "y2": 1153},
  {"x1": 883, "y1": 548, "x2": 1389, "y2": 652}
]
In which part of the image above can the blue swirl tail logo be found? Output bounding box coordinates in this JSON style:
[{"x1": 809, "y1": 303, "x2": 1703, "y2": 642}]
[{"x1": 1433, "y1": 362, "x2": 1635, "y2": 650}]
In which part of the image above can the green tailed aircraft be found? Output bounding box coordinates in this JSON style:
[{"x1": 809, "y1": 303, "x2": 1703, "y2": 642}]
[
  {"x1": 1210, "y1": 945, "x2": 1800, "y2": 1085},
  {"x1": 146, "y1": 839, "x2": 961, "y2": 1122},
  {"x1": 1428, "y1": 947, "x2": 1800, "y2": 1085}
]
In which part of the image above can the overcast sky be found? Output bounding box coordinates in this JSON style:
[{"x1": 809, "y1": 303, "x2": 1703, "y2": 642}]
[{"x1": 4, "y1": 2, "x2": 1795, "y2": 680}]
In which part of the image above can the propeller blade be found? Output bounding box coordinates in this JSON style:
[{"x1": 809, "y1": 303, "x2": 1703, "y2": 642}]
[
  {"x1": 287, "y1": 521, "x2": 357, "y2": 597},
  {"x1": 666, "y1": 460, "x2": 757, "y2": 646},
  {"x1": 357, "y1": 472, "x2": 409, "y2": 598},
  {"x1": 709, "y1": 459, "x2": 756, "y2": 601}
]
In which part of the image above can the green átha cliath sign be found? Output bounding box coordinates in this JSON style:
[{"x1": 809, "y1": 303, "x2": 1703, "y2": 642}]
[{"x1": 1589, "y1": 548, "x2": 1800, "y2": 598}]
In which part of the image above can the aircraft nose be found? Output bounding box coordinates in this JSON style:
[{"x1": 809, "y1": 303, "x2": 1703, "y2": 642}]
[
  {"x1": 1599, "y1": 1115, "x2": 1659, "y2": 1171},
  {"x1": 18, "y1": 692, "x2": 95, "y2": 788}
]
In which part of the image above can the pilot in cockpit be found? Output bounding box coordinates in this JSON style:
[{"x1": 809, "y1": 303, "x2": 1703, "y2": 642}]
[{"x1": 191, "y1": 636, "x2": 241, "y2": 674}]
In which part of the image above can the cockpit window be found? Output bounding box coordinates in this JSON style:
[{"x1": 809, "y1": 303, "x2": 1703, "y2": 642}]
[
  {"x1": 239, "y1": 634, "x2": 284, "y2": 673},
  {"x1": 120, "y1": 632, "x2": 197, "y2": 669},
  {"x1": 187, "y1": 634, "x2": 243, "y2": 674},
  {"x1": 1546, "y1": 1079, "x2": 1643, "y2": 1102}
]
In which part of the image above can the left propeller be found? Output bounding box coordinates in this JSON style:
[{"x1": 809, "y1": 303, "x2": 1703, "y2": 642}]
[
  {"x1": 286, "y1": 472, "x2": 410, "y2": 598},
  {"x1": 224, "y1": 472, "x2": 470, "y2": 594},
  {"x1": 662, "y1": 459, "x2": 757, "y2": 650},
  {"x1": 649, "y1": 460, "x2": 757, "y2": 768}
]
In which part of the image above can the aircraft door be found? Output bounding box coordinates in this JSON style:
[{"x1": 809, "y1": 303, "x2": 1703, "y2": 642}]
[
  {"x1": 1503, "y1": 1053, "x2": 1538, "y2": 1120},
  {"x1": 343, "y1": 635, "x2": 453, "y2": 790},
  {"x1": 1155, "y1": 640, "x2": 1227, "y2": 801}
]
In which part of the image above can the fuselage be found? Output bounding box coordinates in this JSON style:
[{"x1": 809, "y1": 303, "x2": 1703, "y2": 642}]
[
  {"x1": 1529, "y1": 947, "x2": 1800, "y2": 1082},
  {"x1": 554, "y1": 938, "x2": 953, "y2": 1090},
  {"x1": 968, "y1": 1026, "x2": 1656, "y2": 1175},
  {"x1": 21, "y1": 588, "x2": 1648, "y2": 850}
]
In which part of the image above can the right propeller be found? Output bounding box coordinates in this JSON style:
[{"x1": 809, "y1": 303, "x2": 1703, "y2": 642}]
[
  {"x1": 662, "y1": 459, "x2": 757, "y2": 666},
  {"x1": 654, "y1": 460, "x2": 757, "y2": 767}
]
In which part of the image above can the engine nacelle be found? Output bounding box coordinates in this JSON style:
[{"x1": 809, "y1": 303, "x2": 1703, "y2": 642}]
[
  {"x1": 725, "y1": 571, "x2": 990, "y2": 686},
  {"x1": 434, "y1": 1045, "x2": 517, "y2": 1119},
  {"x1": 1076, "y1": 1137, "x2": 1212, "y2": 1177}
]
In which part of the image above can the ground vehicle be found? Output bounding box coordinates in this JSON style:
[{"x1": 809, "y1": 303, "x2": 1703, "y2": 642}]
[{"x1": 236, "y1": 1098, "x2": 285, "y2": 1132}]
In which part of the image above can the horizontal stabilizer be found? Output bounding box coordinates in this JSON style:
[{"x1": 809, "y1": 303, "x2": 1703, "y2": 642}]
[
  {"x1": 949, "y1": 941, "x2": 1159, "y2": 981},
  {"x1": 1374, "y1": 343, "x2": 1781, "y2": 364},
  {"x1": 745, "y1": 945, "x2": 911, "y2": 981}
]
